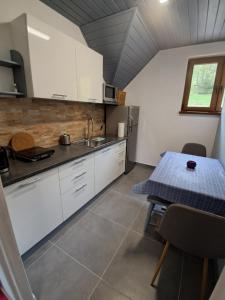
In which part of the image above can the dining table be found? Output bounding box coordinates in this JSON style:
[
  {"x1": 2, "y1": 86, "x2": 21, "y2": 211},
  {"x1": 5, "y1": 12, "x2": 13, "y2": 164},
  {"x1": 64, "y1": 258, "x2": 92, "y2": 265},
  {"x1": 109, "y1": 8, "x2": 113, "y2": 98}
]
[{"x1": 133, "y1": 151, "x2": 225, "y2": 220}]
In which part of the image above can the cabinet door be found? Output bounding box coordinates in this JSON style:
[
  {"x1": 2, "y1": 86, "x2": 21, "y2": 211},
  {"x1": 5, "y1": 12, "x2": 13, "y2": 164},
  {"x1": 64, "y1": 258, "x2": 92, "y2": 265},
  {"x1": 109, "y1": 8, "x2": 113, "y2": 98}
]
[
  {"x1": 94, "y1": 146, "x2": 114, "y2": 194},
  {"x1": 27, "y1": 15, "x2": 77, "y2": 101},
  {"x1": 76, "y1": 42, "x2": 103, "y2": 103},
  {"x1": 4, "y1": 169, "x2": 63, "y2": 255}
]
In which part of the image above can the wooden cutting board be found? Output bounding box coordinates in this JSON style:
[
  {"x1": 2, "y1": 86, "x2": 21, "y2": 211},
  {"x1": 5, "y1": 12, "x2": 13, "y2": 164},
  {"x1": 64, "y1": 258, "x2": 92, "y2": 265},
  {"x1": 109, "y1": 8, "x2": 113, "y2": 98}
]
[{"x1": 10, "y1": 132, "x2": 35, "y2": 152}]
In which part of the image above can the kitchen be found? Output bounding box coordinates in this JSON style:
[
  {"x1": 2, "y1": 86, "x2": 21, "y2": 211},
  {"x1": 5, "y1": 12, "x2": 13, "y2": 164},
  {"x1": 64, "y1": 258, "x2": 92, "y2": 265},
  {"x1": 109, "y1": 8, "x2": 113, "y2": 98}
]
[{"x1": 1, "y1": 1, "x2": 225, "y2": 300}]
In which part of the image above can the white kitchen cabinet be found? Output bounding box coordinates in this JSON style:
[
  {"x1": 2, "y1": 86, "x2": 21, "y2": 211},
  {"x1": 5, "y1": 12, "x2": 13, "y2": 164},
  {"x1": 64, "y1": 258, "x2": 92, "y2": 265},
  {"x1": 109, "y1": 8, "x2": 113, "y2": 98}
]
[
  {"x1": 4, "y1": 169, "x2": 63, "y2": 255},
  {"x1": 58, "y1": 154, "x2": 95, "y2": 220},
  {"x1": 94, "y1": 141, "x2": 126, "y2": 194},
  {"x1": 4, "y1": 141, "x2": 125, "y2": 255},
  {"x1": 11, "y1": 14, "x2": 77, "y2": 101},
  {"x1": 76, "y1": 41, "x2": 103, "y2": 103}
]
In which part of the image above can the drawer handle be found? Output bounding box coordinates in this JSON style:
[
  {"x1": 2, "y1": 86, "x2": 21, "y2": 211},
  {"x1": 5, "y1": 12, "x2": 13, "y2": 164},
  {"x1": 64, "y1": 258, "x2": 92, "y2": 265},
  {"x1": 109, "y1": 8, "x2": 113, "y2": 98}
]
[
  {"x1": 102, "y1": 148, "x2": 111, "y2": 153},
  {"x1": 74, "y1": 184, "x2": 87, "y2": 193},
  {"x1": 52, "y1": 93, "x2": 67, "y2": 98},
  {"x1": 88, "y1": 98, "x2": 97, "y2": 102},
  {"x1": 18, "y1": 177, "x2": 41, "y2": 188},
  {"x1": 73, "y1": 158, "x2": 86, "y2": 165},
  {"x1": 73, "y1": 172, "x2": 86, "y2": 180}
]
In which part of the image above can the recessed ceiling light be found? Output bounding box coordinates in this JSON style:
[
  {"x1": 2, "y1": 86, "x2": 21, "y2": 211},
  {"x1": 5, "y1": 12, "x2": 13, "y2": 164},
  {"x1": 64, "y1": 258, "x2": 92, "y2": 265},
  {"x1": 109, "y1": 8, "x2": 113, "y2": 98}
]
[
  {"x1": 159, "y1": 0, "x2": 169, "y2": 3},
  {"x1": 27, "y1": 26, "x2": 50, "y2": 40}
]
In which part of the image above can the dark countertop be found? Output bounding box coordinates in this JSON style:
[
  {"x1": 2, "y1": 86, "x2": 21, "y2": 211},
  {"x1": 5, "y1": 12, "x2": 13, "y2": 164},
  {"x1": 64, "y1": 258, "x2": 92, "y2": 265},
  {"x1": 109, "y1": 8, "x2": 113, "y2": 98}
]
[{"x1": 1, "y1": 137, "x2": 126, "y2": 187}]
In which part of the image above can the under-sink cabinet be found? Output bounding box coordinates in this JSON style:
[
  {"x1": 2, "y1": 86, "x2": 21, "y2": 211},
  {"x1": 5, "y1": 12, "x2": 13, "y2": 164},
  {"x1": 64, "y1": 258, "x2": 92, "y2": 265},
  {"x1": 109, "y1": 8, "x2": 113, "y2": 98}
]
[
  {"x1": 4, "y1": 169, "x2": 63, "y2": 255},
  {"x1": 4, "y1": 141, "x2": 126, "y2": 255}
]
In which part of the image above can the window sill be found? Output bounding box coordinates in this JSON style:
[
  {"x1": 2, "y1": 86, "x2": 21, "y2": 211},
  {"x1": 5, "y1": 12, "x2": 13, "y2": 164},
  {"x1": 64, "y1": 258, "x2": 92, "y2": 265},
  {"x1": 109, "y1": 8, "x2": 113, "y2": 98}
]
[{"x1": 179, "y1": 110, "x2": 221, "y2": 116}]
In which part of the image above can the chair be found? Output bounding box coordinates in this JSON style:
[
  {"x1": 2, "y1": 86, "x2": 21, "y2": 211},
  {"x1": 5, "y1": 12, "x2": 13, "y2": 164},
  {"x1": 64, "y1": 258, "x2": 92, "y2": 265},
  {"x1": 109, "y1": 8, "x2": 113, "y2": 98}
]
[
  {"x1": 182, "y1": 143, "x2": 206, "y2": 157},
  {"x1": 151, "y1": 204, "x2": 225, "y2": 300}
]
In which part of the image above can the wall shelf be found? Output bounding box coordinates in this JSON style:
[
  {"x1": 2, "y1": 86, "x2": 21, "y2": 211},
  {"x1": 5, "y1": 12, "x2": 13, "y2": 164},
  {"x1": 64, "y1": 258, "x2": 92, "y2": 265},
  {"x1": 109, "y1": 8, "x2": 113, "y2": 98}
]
[
  {"x1": 0, "y1": 50, "x2": 27, "y2": 98},
  {"x1": 0, "y1": 59, "x2": 21, "y2": 68},
  {"x1": 0, "y1": 91, "x2": 24, "y2": 97}
]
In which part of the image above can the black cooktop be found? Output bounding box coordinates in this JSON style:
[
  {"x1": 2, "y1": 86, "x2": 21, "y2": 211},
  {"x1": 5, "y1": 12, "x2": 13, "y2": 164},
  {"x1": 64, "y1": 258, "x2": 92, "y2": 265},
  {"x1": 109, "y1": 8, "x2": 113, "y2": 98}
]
[{"x1": 15, "y1": 147, "x2": 55, "y2": 162}]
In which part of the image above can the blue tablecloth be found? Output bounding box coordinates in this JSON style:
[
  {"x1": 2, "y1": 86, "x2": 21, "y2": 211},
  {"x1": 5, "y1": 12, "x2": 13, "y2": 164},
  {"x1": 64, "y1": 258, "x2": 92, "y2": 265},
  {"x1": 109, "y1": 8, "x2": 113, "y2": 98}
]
[{"x1": 133, "y1": 152, "x2": 225, "y2": 216}]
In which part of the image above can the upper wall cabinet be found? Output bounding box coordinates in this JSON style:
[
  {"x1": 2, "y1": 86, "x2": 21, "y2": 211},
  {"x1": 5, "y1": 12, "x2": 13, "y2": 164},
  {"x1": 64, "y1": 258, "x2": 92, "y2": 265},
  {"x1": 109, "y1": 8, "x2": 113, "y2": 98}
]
[
  {"x1": 76, "y1": 41, "x2": 103, "y2": 103},
  {"x1": 10, "y1": 14, "x2": 77, "y2": 101}
]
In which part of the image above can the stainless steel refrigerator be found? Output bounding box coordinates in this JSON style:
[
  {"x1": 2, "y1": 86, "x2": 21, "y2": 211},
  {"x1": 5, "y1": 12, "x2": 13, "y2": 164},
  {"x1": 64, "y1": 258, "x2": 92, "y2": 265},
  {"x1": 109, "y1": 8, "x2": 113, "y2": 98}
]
[{"x1": 106, "y1": 106, "x2": 139, "y2": 174}]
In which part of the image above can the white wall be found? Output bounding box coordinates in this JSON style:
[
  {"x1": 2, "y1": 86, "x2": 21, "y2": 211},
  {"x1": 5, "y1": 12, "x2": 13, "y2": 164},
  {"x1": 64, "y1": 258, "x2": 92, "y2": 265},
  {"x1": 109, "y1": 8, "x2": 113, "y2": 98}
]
[
  {"x1": 212, "y1": 103, "x2": 225, "y2": 168},
  {"x1": 0, "y1": 0, "x2": 86, "y2": 44},
  {"x1": 125, "y1": 42, "x2": 225, "y2": 166}
]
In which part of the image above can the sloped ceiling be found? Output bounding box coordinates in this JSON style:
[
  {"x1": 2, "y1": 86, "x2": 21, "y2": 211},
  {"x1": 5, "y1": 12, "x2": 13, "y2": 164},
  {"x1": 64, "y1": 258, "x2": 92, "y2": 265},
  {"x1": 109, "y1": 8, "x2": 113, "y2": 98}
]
[{"x1": 40, "y1": 0, "x2": 225, "y2": 89}]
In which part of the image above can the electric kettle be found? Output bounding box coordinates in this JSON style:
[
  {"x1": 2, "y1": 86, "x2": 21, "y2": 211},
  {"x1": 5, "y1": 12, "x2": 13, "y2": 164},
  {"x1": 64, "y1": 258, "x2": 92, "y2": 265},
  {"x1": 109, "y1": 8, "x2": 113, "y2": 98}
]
[{"x1": 59, "y1": 134, "x2": 71, "y2": 145}]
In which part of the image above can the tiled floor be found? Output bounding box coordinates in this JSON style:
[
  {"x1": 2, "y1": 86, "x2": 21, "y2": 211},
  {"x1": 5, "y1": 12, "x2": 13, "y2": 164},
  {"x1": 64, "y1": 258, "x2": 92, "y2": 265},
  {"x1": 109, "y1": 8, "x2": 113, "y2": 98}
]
[{"x1": 23, "y1": 164, "x2": 215, "y2": 300}]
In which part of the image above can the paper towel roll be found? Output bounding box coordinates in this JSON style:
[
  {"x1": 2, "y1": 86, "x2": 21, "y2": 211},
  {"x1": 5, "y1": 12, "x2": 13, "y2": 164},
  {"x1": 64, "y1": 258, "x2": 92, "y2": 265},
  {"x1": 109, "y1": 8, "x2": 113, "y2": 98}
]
[{"x1": 118, "y1": 122, "x2": 125, "y2": 138}]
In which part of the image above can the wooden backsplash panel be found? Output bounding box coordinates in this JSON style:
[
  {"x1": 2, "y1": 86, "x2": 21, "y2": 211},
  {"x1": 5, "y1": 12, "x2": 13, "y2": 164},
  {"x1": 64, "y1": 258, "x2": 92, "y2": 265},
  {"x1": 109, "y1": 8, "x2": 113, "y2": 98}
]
[{"x1": 0, "y1": 98, "x2": 105, "y2": 147}]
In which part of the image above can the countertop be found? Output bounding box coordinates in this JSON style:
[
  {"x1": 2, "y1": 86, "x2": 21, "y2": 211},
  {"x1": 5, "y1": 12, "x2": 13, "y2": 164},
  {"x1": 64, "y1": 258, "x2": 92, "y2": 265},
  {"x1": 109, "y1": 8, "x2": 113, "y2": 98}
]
[{"x1": 1, "y1": 137, "x2": 126, "y2": 187}]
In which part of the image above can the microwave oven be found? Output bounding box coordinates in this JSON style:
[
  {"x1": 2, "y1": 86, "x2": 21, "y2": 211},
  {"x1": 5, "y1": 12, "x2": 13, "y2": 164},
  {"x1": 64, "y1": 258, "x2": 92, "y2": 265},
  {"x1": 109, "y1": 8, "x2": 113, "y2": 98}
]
[{"x1": 103, "y1": 83, "x2": 118, "y2": 104}]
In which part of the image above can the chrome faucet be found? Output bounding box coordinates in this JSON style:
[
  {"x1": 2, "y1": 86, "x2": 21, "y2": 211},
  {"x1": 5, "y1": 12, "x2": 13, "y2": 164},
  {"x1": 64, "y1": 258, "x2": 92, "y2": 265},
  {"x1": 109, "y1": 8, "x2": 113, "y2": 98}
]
[{"x1": 86, "y1": 114, "x2": 94, "y2": 142}]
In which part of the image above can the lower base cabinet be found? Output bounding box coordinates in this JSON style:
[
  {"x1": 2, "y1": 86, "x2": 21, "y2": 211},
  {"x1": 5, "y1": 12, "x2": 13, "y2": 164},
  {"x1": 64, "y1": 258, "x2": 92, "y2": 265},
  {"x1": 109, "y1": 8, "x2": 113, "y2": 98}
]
[
  {"x1": 94, "y1": 141, "x2": 126, "y2": 194},
  {"x1": 58, "y1": 154, "x2": 95, "y2": 220},
  {"x1": 5, "y1": 169, "x2": 63, "y2": 255},
  {"x1": 4, "y1": 141, "x2": 126, "y2": 255}
]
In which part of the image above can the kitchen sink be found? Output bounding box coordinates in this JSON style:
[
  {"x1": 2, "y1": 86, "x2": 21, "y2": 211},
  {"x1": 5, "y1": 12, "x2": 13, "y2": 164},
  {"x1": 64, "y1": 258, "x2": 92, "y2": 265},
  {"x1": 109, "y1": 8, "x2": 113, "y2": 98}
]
[
  {"x1": 92, "y1": 137, "x2": 106, "y2": 142},
  {"x1": 73, "y1": 137, "x2": 114, "y2": 149}
]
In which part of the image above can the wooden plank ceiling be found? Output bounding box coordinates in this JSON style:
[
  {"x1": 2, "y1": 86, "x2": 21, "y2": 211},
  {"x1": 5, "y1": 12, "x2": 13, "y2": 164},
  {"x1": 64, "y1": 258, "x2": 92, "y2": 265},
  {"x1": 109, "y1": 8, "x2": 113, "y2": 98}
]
[{"x1": 40, "y1": 0, "x2": 225, "y2": 89}]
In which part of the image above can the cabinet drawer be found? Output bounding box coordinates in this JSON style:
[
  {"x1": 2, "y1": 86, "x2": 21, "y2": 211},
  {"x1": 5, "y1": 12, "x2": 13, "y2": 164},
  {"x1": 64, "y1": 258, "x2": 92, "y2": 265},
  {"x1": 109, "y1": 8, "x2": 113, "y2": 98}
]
[
  {"x1": 59, "y1": 155, "x2": 93, "y2": 180},
  {"x1": 61, "y1": 177, "x2": 94, "y2": 220},
  {"x1": 60, "y1": 169, "x2": 92, "y2": 194}
]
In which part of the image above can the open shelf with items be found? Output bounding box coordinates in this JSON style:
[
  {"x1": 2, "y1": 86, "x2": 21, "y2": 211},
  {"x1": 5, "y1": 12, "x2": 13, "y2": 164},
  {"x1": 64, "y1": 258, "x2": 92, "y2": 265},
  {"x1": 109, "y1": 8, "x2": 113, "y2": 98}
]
[{"x1": 0, "y1": 50, "x2": 27, "y2": 98}]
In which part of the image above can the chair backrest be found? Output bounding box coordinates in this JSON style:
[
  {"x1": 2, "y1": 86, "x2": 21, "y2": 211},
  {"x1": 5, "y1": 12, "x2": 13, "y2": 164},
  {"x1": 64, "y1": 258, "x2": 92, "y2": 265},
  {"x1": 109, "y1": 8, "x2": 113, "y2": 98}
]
[
  {"x1": 158, "y1": 204, "x2": 225, "y2": 258},
  {"x1": 182, "y1": 143, "x2": 206, "y2": 157}
]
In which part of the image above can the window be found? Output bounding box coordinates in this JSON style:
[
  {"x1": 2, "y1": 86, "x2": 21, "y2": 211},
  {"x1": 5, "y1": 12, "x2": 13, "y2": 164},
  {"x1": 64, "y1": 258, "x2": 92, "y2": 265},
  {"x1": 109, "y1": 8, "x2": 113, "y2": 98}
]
[{"x1": 181, "y1": 56, "x2": 225, "y2": 114}]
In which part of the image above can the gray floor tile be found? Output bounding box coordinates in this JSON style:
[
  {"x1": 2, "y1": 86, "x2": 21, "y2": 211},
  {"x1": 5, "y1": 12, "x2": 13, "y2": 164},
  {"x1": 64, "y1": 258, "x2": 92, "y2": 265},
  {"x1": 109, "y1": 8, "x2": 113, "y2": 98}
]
[
  {"x1": 103, "y1": 231, "x2": 163, "y2": 300},
  {"x1": 156, "y1": 246, "x2": 183, "y2": 299},
  {"x1": 49, "y1": 207, "x2": 89, "y2": 243},
  {"x1": 112, "y1": 175, "x2": 148, "y2": 201},
  {"x1": 178, "y1": 254, "x2": 215, "y2": 300},
  {"x1": 177, "y1": 254, "x2": 202, "y2": 300},
  {"x1": 26, "y1": 245, "x2": 98, "y2": 300},
  {"x1": 92, "y1": 189, "x2": 142, "y2": 228},
  {"x1": 24, "y1": 164, "x2": 211, "y2": 300},
  {"x1": 128, "y1": 164, "x2": 154, "y2": 181},
  {"x1": 131, "y1": 202, "x2": 150, "y2": 234},
  {"x1": 55, "y1": 211, "x2": 127, "y2": 276},
  {"x1": 23, "y1": 239, "x2": 52, "y2": 269},
  {"x1": 90, "y1": 281, "x2": 131, "y2": 300}
]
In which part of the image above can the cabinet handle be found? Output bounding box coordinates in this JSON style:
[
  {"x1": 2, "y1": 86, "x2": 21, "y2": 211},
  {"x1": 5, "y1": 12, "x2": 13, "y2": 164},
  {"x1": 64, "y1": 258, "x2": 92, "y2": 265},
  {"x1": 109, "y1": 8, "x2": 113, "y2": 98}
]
[
  {"x1": 18, "y1": 177, "x2": 41, "y2": 188},
  {"x1": 73, "y1": 172, "x2": 86, "y2": 180},
  {"x1": 52, "y1": 94, "x2": 67, "y2": 99},
  {"x1": 73, "y1": 158, "x2": 86, "y2": 166},
  {"x1": 74, "y1": 184, "x2": 87, "y2": 193},
  {"x1": 88, "y1": 98, "x2": 97, "y2": 102},
  {"x1": 102, "y1": 148, "x2": 111, "y2": 153}
]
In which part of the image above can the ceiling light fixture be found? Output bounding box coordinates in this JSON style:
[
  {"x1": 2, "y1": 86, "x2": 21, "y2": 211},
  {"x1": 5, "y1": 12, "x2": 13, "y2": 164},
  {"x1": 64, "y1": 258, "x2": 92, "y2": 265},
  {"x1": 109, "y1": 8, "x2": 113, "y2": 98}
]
[
  {"x1": 27, "y1": 26, "x2": 50, "y2": 40},
  {"x1": 159, "y1": 0, "x2": 169, "y2": 3}
]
